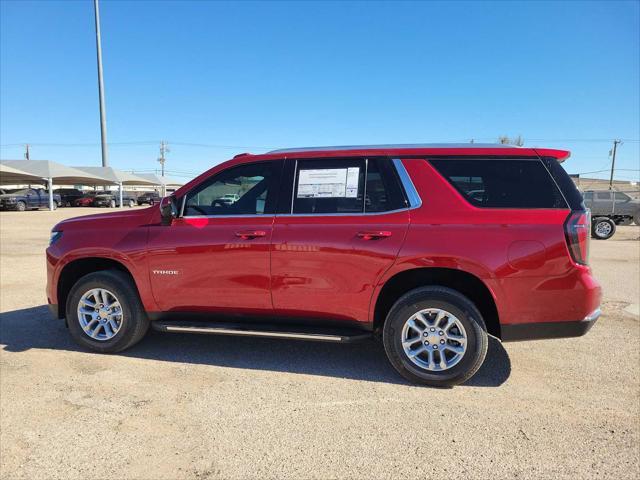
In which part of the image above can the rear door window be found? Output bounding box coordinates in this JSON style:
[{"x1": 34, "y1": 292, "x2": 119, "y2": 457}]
[
  {"x1": 292, "y1": 158, "x2": 366, "y2": 214},
  {"x1": 289, "y1": 158, "x2": 407, "y2": 214},
  {"x1": 429, "y1": 158, "x2": 567, "y2": 209}
]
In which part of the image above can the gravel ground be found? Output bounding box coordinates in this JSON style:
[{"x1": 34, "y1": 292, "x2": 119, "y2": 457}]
[{"x1": 1, "y1": 208, "x2": 639, "y2": 480}]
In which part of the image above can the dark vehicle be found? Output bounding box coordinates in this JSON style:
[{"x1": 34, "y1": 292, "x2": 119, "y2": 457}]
[
  {"x1": 54, "y1": 188, "x2": 84, "y2": 207},
  {"x1": 92, "y1": 191, "x2": 138, "y2": 208},
  {"x1": 0, "y1": 188, "x2": 61, "y2": 211},
  {"x1": 46, "y1": 144, "x2": 601, "y2": 387},
  {"x1": 137, "y1": 191, "x2": 160, "y2": 205},
  {"x1": 73, "y1": 191, "x2": 99, "y2": 207},
  {"x1": 582, "y1": 190, "x2": 640, "y2": 239}
]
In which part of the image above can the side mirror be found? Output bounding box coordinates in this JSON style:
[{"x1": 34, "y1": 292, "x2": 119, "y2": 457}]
[{"x1": 160, "y1": 196, "x2": 178, "y2": 226}]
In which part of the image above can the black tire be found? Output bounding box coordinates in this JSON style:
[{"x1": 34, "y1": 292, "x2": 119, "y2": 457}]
[
  {"x1": 128, "y1": 199, "x2": 135, "y2": 208},
  {"x1": 591, "y1": 217, "x2": 616, "y2": 240},
  {"x1": 383, "y1": 286, "x2": 488, "y2": 387},
  {"x1": 65, "y1": 270, "x2": 150, "y2": 353},
  {"x1": 15, "y1": 201, "x2": 26, "y2": 212},
  {"x1": 65, "y1": 201, "x2": 71, "y2": 207},
  {"x1": 634, "y1": 215, "x2": 640, "y2": 226},
  {"x1": 52, "y1": 201, "x2": 58, "y2": 210},
  {"x1": 109, "y1": 199, "x2": 116, "y2": 208}
]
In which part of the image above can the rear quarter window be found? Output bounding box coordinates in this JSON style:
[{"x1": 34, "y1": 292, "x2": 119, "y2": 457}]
[{"x1": 429, "y1": 158, "x2": 567, "y2": 209}]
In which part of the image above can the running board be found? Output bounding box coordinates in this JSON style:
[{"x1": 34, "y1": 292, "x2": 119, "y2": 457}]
[{"x1": 151, "y1": 320, "x2": 372, "y2": 343}]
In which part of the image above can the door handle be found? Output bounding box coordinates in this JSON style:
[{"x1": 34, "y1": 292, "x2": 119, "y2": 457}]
[
  {"x1": 356, "y1": 231, "x2": 392, "y2": 240},
  {"x1": 235, "y1": 230, "x2": 267, "y2": 240}
]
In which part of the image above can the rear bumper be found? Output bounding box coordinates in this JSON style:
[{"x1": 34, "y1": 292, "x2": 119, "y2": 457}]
[{"x1": 501, "y1": 308, "x2": 601, "y2": 342}]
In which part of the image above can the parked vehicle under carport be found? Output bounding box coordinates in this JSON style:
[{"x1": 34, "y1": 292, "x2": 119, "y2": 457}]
[
  {"x1": 0, "y1": 188, "x2": 62, "y2": 211},
  {"x1": 91, "y1": 191, "x2": 138, "y2": 208}
]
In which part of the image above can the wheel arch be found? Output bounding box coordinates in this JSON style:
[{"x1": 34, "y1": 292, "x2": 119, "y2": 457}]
[
  {"x1": 56, "y1": 257, "x2": 136, "y2": 320},
  {"x1": 372, "y1": 267, "x2": 501, "y2": 339}
]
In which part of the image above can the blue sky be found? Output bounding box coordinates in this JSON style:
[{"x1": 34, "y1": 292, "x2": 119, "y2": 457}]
[{"x1": 1, "y1": 0, "x2": 638, "y2": 182}]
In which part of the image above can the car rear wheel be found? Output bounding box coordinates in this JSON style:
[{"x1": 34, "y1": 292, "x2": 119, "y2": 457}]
[
  {"x1": 591, "y1": 217, "x2": 616, "y2": 240},
  {"x1": 383, "y1": 286, "x2": 488, "y2": 387},
  {"x1": 66, "y1": 270, "x2": 150, "y2": 353}
]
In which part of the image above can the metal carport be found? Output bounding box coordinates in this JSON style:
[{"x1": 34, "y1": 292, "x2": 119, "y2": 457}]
[
  {"x1": 0, "y1": 160, "x2": 110, "y2": 210},
  {"x1": 75, "y1": 166, "x2": 158, "y2": 208}
]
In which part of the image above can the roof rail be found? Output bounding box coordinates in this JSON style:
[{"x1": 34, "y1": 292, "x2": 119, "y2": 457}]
[{"x1": 267, "y1": 143, "x2": 521, "y2": 154}]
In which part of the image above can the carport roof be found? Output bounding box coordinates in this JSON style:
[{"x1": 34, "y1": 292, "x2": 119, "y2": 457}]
[
  {"x1": 75, "y1": 166, "x2": 157, "y2": 185},
  {"x1": 0, "y1": 163, "x2": 47, "y2": 185},
  {"x1": 0, "y1": 160, "x2": 109, "y2": 185},
  {"x1": 135, "y1": 173, "x2": 184, "y2": 187}
]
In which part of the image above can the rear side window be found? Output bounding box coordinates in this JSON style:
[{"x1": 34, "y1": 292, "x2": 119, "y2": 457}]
[
  {"x1": 293, "y1": 158, "x2": 365, "y2": 214},
  {"x1": 291, "y1": 158, "x2": 406, "y2": 214},
  {"x1": 429, "y1": 158, "x2": 567, "y2": 209},
  {"x1": 596, "y1": 192, "x2": 611, "y2": 200}
]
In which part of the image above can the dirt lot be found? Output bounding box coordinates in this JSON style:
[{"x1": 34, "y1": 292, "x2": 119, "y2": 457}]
[{"x1": 1, "y1": 208, "x2": 639, "y2": 480}]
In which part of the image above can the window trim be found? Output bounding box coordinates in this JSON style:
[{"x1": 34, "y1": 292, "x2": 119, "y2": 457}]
[
  {"x1": 279, "y1": 156, "x2": 418, "y2": 217},
  {"x1": 179, "y1": 156, "x2": 421, "y2": 219}
]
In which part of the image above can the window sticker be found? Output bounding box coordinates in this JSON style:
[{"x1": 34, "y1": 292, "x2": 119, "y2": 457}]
[{"x1": 297, "y1": 168, "x2": 360, "y2": 198}]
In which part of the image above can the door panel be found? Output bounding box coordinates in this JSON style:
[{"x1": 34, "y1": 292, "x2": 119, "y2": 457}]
[
  {"x1": 147, "y1": 216, "x2": 274, "y2": 313},
  {"x1": 271, "y1": 211, "x2": 410, "y2": 322}
]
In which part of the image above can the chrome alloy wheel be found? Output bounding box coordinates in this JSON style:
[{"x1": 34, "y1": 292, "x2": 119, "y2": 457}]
[
  {"x1": 401, "y1": 308, "x2": 467, "y2": 371},
  {"x1": 595, "y1": 221, "x2": 612, "y2": 237},
  {"x1": 77, "y1": 288, "x2": 124, "y2": 341}
]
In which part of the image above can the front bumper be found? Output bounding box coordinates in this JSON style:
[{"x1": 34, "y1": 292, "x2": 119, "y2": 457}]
[{"x1": 501, "y1": 308, "x2": 601, "y2": 342}]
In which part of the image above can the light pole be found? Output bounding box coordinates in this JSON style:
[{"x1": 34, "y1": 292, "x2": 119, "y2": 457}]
[{"x1": 94, "y1": 0, "x2": 109, "y2": 167}]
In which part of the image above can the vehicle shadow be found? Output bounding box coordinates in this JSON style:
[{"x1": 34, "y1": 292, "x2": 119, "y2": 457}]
[{"x1": 0, "y1": 305, "x2": 511, "y2": 387}]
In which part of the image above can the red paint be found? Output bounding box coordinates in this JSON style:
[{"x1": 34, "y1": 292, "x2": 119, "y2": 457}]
[{"x1": 46, "y1": 145, "x2": 600, "y2": 335}]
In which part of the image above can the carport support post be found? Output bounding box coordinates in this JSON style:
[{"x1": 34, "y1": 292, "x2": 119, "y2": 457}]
[
  {"x1": 118, "y1": 182, "x2": 123, "y2": 208},
  {"x1": 48, "y1": 178, "x2": 54, "y2": 211}
]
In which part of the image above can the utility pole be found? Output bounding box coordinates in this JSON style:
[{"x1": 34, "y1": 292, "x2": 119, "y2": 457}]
[
  {"x1": 93, "y1": 0, "x2": 109, "y2": 167},
  {"x1": 24, "y1": 144, "x2": 30, "y2": 160},
  {"x1": 157, "y1": 141, "x2": 170, "y2": 197},
  {"x1": 608, "y1": 139, "x2": 622, "y2": 190},
  {"x1": 158, "y1": 141, "x2": 169, "y2": 177}
]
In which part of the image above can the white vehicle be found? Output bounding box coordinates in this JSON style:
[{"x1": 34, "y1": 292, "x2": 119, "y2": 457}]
[{"x1": 218, "y1": 193, "x2": 240, "y2": 204}]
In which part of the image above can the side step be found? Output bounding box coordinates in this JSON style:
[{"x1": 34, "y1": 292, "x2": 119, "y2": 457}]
[{"x1": 151, "y1": 320, "x2": 373, "y2": 343}]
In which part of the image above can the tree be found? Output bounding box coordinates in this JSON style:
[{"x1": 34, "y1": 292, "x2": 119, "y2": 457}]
[{"x1": 498, "y1": 135, "x2": 524, "y2": 146}]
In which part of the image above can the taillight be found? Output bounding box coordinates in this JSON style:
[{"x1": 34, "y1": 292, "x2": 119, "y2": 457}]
[{"x1": 564, "y1": 210, "x2": 590, "y2": 265}]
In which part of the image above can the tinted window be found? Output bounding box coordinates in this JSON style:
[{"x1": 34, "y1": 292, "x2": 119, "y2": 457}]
[
  {"x1": 596, "y1": 192, "x2": 611, "y2": 200},
  {"x1": 184, "y1": 161, "x2": 281, "y2": 216},
  {"x1": 614, "y1": 192, "x2": 630, "y2": 201},
  {"x1": 429, "y1": 159, "x2": 567, "y2": 208},
  {"x1": 365, "y1": 159, "x2": 407, "y2": 212},
  {"x1": 583, "y1": 192, "x2": 593, "y2": 200},
  {"x1": 293, "y1": 159, "x2": 365, "y2": 214}
]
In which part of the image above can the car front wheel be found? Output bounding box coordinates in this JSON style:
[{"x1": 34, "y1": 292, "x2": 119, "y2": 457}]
[
  {"x1": 66, "y1": 271, "x2": 150, "y2": 353},
  {"x1": 383, "y1": 286, "x2": 488, "y2": 387}
]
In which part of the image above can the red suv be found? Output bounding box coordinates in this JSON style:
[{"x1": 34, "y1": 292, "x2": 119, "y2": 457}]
[{"x1": 46, "y1": 144, "x2": 601, "y2": 386}]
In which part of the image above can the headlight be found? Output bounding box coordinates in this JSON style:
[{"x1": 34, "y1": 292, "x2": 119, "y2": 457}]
[{"x1": 49, "y1": 231, "x2": 63, "y2": 246}]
